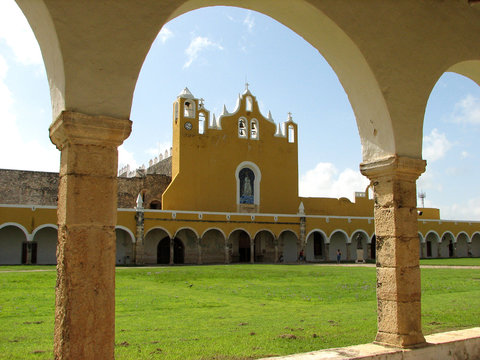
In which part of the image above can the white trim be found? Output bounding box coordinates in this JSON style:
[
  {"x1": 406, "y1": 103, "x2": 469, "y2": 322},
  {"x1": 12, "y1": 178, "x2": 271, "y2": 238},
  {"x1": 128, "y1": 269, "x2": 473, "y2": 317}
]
[
  {"x1": 115, "y1": 225, "x2": 136, "y2": 244},
  {"x1": 228, "y1": 228, "x2": 252, "y2": 239},
  {"x1": 306, "y1": 229, "x2": 328, "y2": 243},
  {"x1": 329, "y1": 229, "x2": 350, "y2": 243},
  {"x1": 0, "y1": 222, "x2": 30, "y2": 241},
  {"x1": 0, "y1": 204, "x2": 57, "y2": 210},
  {"x1": 425, "y1": 231, "x2": 441, "y2": 243},
  {"x1": 201, "y1": 227, "x2": 227, "y2": 239},
  {"x1": 278, "y1": 229, "x2": 299, "y2": 239},
  {"x1": 32, "y1": 224, "x2": 58, "y2": 240},
  {"x1": 253, "y1": 229, "x2": 276, "y2": 240},
  {"x1": 440, "y1": 231, "x2": 455, "y2": 243},
  {"x1": 455, "y1": 231, "x2": 470, "y2": 243},
  {"x1": 145, "y1": 226, "x2": 172, "y2": 239},
  {"x1": 174, "y1": 227, "x2": 199, "y2": 239},
  {"x1": 235, "y1": 161, "x2": 261, "y2": 206}
]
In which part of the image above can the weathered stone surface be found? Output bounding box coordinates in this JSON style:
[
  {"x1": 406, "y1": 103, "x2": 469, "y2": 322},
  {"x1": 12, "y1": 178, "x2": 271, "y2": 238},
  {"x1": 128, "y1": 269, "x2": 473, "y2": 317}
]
[
  {"x1": 376, "y1": 266, "x2": 421, "y2": 302},
  {"x1": 375, "y1": 236, "x2": 420, "y2": 268}
]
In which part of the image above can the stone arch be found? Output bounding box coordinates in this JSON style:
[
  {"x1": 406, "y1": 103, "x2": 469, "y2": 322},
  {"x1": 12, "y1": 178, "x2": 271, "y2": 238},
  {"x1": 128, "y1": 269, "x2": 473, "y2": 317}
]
[
  {"x1": 115, "y1": 227, "x2": 135, "y2": 265},
  {"x1": 440, "y1": 231, "x2": 455, "y2": 258},
  {"x1": 425, "y1": 231, "x2": 440, "y2": 258},
  {"x1": 455, "y1": 232, "x2": 469, "y2": 258},
  {"x1": 14, "y1": 1, "x2": 396, "y2": 161},
  {"x1": 144, "y1": 227, "x2": 171, "y2": 264},
  {"x1": 253, "y1": 230, "x2": 276, "y2": 263},
  {"x1": 278, "y1": 229, "x2": 298, "y2": 263},
  {"x1": 0, "y1": 224, "x2": 28, "y2": 264},
  {"x1": 305, "y1": 229, "x2": 328, "y2": 262},
  {"x1": 173, "y1": 228, "x2": 198, "y2": 264},
  {"x1": 447, "y1": 60, "x2": 480, "y2": 88},
  {"x1": 471, "y1": 233, "x2": 480, "y2": 257},
  {"x1": 229, "y1": 228, "x2": 251, "y2": 263},
  {"x1": 329, "y1": 230, "x2": 348, "y2": 261},
  {"x1": 32, "y1": 225, "x2": 58, "y2": 265},
  {"x1": 201, "y1": 228, "x2": 226, "y2": 264}
]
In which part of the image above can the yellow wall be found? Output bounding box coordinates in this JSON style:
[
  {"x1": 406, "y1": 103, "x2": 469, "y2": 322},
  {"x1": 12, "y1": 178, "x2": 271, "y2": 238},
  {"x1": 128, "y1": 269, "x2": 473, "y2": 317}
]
[{"x1": 163, "y1": 88, "x2": 299, "y2": 214}]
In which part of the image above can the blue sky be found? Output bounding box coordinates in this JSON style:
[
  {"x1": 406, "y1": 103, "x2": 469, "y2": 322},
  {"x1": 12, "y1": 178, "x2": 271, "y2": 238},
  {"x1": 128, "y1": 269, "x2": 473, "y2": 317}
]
[{"x1": 0, "y1": 3, "x2": 479, "y2": 220}]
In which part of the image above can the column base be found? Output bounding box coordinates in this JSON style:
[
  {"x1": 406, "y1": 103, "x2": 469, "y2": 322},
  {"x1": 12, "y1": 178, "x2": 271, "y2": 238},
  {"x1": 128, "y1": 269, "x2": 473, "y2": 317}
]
[{"x1": 375, "y1": 331, "x2": 426, "y2": 348}]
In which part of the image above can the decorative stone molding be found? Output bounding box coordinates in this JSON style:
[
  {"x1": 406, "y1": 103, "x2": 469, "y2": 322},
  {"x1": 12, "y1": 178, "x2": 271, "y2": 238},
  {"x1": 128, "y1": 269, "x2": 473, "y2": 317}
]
[
  {"x1": 49, "y1": 110, "x2": 132, "y2": 149},
  {"x1": 360, "y1": 155, "x2": 426, "y2": 181}
]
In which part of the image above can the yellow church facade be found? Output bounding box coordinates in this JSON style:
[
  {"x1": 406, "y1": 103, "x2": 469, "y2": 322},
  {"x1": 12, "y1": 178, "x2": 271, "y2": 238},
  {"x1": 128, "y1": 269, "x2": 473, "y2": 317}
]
[{"x1": 1, "y1": 87, "x2": 480, "y2": 266}]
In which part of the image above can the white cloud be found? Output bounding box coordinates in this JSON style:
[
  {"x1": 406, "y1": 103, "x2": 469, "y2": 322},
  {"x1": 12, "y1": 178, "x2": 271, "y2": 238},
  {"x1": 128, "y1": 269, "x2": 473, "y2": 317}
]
[
  {"x1": 460, "y1": 151, "x2": 469, "y2": 159},
  {"x1": 299, "y1": 162, "x2": 369, "y2": 201},
  {"x1": 0, "y1": 54, "x2": 58, "y2": 171},
  {"x1": 118, "y1": 145, "x2": 138, "y2": 171},
  {"x1": 157, "y1": 27, "x2": 173, "y2": 44},
  {"x1": 452, "y1": 94, "x2": 480, "y2": 125},
  {"x1": 0, "y1": 1, "x2": 42, "y2": 65},
  {"x1": 145, "y1": 141, "x2": 172, "y2": 158},
  {"x1": 417, "y1": 170, "x2": 443, "y2": 193},
  {"x1": 183, "y1": 36, "x2": 223, "y2": 69},
  {"x1": 441, "y1": 197, "x2": 480, "y2": 221},
  {"x1": 243, "y1": 12, "x2": 255, "y2": 32},
  {"x1": 422, "y1": 128, "x2": 452, "y2": 162}
]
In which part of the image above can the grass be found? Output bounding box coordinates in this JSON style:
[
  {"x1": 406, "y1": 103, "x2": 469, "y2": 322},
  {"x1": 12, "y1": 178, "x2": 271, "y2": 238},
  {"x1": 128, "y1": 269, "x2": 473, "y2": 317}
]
[
  {"x1": 420, "y1": 258, "x2": 480, "y2": 266},
  {"x1": 0, "y1": 262, "x2": 479, "y2": 359}
]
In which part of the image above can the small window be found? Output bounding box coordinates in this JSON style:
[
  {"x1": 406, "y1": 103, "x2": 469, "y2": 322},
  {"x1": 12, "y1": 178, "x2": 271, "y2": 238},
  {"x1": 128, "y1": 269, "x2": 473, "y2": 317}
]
[
  {"x1": 288, "y1": 125, "x2": 295, "y2": 143},
  {"x1": 184, "y1": 101, "x2": 195, "y2": 118},
  {"x1": 246, "y1": 96, "x2": 253, "y2": 112},
  {"x1": 250, "y1": 119, "x2": 258, "y2": 139},
  {"x1": 238, "y1": 118, "x2": 247, "y2": 138},
  {"x1": 199, "y1": 113, "x2": 206, "y2": 134}
]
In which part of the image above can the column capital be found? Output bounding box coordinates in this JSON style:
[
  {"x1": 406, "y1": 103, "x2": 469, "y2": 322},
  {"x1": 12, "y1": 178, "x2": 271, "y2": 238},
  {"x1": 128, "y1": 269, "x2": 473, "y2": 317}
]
[
  {"x1": 360, "y1": 156, "x2": 426, "y2": 182},
  {"x1": 49, "y1": 111, "x2": 132, "y2": 149}
]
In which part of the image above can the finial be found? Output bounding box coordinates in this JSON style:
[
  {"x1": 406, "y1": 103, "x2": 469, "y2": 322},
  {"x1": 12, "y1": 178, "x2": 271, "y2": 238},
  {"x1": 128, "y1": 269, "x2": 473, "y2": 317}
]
[
  {"x1": 199, "y1": 98, "x2": 205, "y2": 108},
  {"x1": 287, "y1": 112, "x2": 293, "y2": 121},
  {"x1": 245, "y1": 82, "x2": 249, "y2": 91}
]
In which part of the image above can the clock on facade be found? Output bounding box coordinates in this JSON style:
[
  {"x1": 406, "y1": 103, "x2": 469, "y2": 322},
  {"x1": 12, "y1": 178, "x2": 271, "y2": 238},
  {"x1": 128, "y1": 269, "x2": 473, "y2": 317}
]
[{"x1": 184, "y1": 121, "x2": 193, "y2": 130}]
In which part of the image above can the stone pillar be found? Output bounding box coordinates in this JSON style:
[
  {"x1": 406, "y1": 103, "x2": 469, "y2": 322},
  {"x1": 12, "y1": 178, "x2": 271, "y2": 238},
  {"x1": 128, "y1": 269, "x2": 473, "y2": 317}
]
[
  {"x1": 419, "y1": 240, "x2": 425, "y2": 259},
  {"x1": 250, "y1": 238, "x2": 255, "y2": 264},
  {"x1": 225, "y1": 238, "x2": 230, "y2": 264},
  {"x1": 274, "y1": 237, "x2": 279, "y2": 264},
  {"x1": 169, "y1": 237, "x2": 174, "y2": 265},
  {"x1": 49, "y1": 111, "x2": 131, "y2": 360},
  {"x1": 197, "y1": 237, "x2": 202, "y2": 265},
  {"x1": 134, "y1": 211, "x2": 144, "y2": 265},
  {"x1": 360, "y1": 156, "x2": 426, "y2": 348}
]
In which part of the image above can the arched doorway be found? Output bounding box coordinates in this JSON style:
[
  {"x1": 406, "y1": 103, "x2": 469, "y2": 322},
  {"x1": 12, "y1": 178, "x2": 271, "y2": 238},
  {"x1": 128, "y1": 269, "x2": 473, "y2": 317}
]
[
  {"x1": 279, "y1": 230, "x2": 298, "y2": 263},
  {"x1": 329, "y1": 231, "x2": 348, "y2": 262},
  {"x1": 456, "y1": 233, "x2": 469, "y2": 258},
  {"x1": 0, "y1": 225, "x2": 27, "y2": 265},
  {"x1": 157, "y1": 237, "x2": 185, "y2": 264},
  {"x1": 253, "y1": 230, "x2": 275, "y2": 263},
  {"x1": 229, "y1": 229, "x2": 251, "y2": 263},
  {"x1": 33, "y1": 226, "x2": 57, "y2": 265},
  {"x1": 201, "y1": 229, "x2": 226, "y2": 264},
  {"x1": 115, "y1": 228, "x2": 134, "y2": 265},
  {"x1": 305, "y1": 231, "x2": 327, "y2": 262}
]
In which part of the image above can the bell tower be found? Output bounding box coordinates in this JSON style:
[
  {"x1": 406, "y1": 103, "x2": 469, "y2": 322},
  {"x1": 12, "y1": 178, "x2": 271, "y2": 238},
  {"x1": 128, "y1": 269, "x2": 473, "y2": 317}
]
[{"x1": 171, "y1": 87, "x2": 210, "y2": 179}]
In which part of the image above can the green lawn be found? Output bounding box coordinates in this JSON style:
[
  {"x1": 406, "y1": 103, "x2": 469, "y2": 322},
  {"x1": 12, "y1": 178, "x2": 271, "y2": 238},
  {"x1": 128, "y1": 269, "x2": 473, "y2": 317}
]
[
  {"x1": 0, "y1": 264, "x2": 479, "y2": 359},
  {"x1": 420, "y1": 258, "x2": 480, "y2": 266}
]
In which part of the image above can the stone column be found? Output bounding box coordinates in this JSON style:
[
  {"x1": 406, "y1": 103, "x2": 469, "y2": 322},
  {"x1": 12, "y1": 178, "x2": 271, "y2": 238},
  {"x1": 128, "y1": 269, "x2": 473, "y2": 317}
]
[
  {"x1": 134, "y1": 210, "x2": 145, "y2": 265},
  {"x1": 274, "y1": 237, "x2": 279, "y2": 264},
  {"x1": 49, "y1": 111, "x2": 131, "y2": 360},
  {"x1": 225, "y1": 238, "x2": 230, "y2": 264},
  {"x1": 419, "y1": 240, "x2": 425, "y2": 259},
  {"x1": 169, "y1": 237, "x2": 174, "y2": 265},
  {"x1": 250, "y1": 238, "x2": 255, "y2": 264},
  {"x1": 324, "y1": 243, "x2": 330, "y2": 261},
  {"x1": 360, "y1": 156, "x2": 426, "y2": 348},
  {"x1": 197, "y1": 237, "x2": 203, "y2": 265}
]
